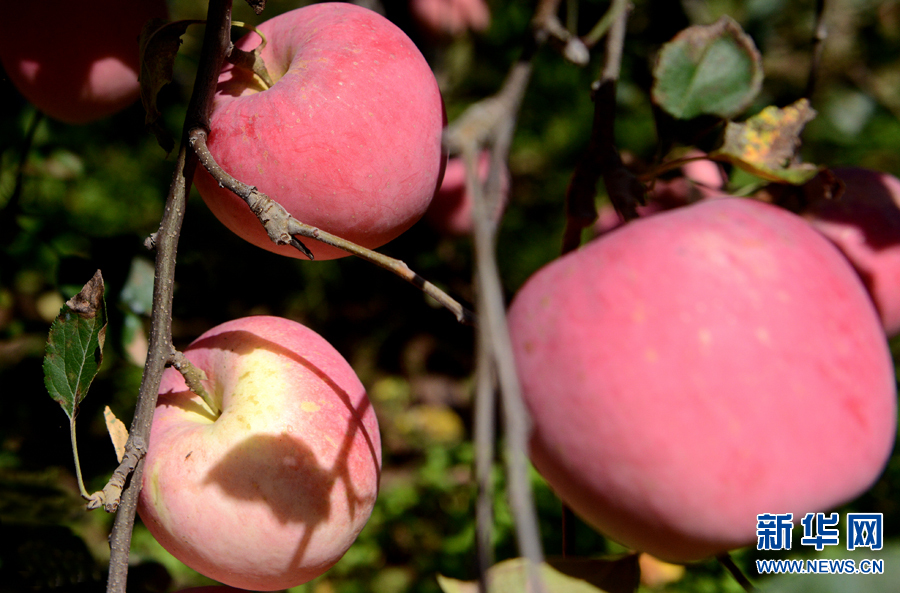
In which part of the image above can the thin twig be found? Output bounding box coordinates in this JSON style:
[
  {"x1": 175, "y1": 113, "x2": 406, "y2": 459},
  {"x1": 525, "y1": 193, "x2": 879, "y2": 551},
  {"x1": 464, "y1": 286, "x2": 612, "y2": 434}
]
[
  {"x1": 102, "y1": 1, "x2": 234, "y2": 591},
  {"x1": 474, "y1": 332, "x2": 497, "y2": 593},
  {"x1": 804, "y1": 0, "x2": 828, "y2": 99},
  {"x1": 0, "y1": 110, "x2": 43, "y2": 249},
  {"x1": 188, "y1": 128, "x2": 475, "y2": 326},
  {"x1": 718, "y1": 553, "x2": 757, "y2": 592},
  {"x1": 532, "y1": 0, "x2": 589, "y2": 65},
  {"x1": 445, "y1": 38, "x2": 545, "y2": 588}
]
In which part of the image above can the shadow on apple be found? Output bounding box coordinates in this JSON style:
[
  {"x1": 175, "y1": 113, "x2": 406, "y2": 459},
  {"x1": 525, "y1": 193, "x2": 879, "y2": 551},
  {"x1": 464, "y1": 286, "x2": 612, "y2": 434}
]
[{"x1": 139, "y1": 317, "x2": 381, "y2": 590}]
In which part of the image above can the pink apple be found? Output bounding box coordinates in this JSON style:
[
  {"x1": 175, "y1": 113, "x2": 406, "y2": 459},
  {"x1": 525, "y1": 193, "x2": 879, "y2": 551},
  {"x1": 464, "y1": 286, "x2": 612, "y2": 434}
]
[
  {"x1": 192, "y1": 3, "x2": 446, "y2": 261},
  {"x1": 409, "y1": 0, "x2": 491, "y2": 38},
  {"x1": 509, "y1": 197, "x2": 896, "y2": 563},
  {"x1": 0, "y1": 0, "x2": 167, "y2": 124},
  {"x1": 424, "y1": 150, "x2": 509, "y2": 236},
  {"x1": 803, "y1": 167, "x2": 900, "y2": 336},
  {"x1": 137, "y1": 316, "x2": 382, "y2": 591}
]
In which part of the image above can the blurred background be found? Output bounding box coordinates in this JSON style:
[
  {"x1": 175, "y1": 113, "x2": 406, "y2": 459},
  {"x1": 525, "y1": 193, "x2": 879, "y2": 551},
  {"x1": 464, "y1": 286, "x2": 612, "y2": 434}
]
[{"x1": 2, "y1": 0, "x2": 900, "y2": 591}]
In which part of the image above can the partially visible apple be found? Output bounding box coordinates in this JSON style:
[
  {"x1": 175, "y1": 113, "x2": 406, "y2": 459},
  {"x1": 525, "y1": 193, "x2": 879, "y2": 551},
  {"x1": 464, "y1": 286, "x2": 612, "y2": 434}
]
[
  {"x1": 138, "y1": 316, "x2": 382, "y2": 591},
  {"x1": 509, "y1": 197, "x2": 896, "y2": 563},
  {"x1": 193, "y1": 3, "x2": 447, "y2": 261},
  {"x1": 424, "y1": 150, "x2": 509, "y2": 236},
  {"x1": 0, "y1": 0, "x2": 167, "y2": 124},
  {"x1": 409, "y1": 0, "x2": 491, "y2": 38},
  {"x1": 803, "y1": 167, "x2": 900, "y2": 336}
]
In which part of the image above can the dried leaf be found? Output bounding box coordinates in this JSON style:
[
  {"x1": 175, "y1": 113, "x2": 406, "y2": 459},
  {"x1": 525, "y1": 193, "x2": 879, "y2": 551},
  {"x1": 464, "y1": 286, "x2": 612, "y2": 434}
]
[
  {"x1": 104, "y1": 406, "x2": 129, "y2": 463},
  {"x1": 711, "y1": 99, "x2": 821, "y2": 184},
  {"x1": 139, "y1": 19, "x2": 198, "y2": 153},
  {"x1": 652, "y1": 16, "x2": 763, "y2": 120},
  {"x1": 43, "y1": 271, "x2": 107, "y2": 420}
]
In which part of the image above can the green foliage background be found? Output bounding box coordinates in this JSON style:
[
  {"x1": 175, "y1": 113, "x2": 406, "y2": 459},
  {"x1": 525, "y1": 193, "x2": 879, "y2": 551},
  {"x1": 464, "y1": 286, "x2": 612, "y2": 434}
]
[{"x1": 2, "y1": 0, "x2": 900, "y2": 592}]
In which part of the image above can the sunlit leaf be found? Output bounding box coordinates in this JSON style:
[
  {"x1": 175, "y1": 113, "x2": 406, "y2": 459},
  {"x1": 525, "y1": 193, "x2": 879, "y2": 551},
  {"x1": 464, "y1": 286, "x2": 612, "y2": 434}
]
[
  {"x1": 710, "y1": 99, "x2": 821, "y2": 184},
  {"x1": 42, "y1": 270, "x2": 107, "y2": 420},
  {"x1": 652, "y1": 16, "x2": 763, "y2": 120},
  {"x1": 437, "y1": 558, "x2": 617, "y2": 593}
]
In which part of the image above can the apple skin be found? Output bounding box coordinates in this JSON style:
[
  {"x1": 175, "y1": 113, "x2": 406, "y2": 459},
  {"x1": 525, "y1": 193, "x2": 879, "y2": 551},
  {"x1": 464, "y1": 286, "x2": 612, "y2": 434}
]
[
  {"x1": 803, "y1": 167, "x2": 900, "y2": 336},
  {"x1": 0, "y1": 0, "x2": 167, "y2": 124},
  {"x1": 137, "y1": 316, "x2": 382, "y2": 591},
  {"x1": 193, "y1": 3, "x2": 447, "y2": 261},
  {"x1": 424, "y1": 151, "x2": 509, "y2": 236},
  {"x1": 508, "y1": 197, "x2": 896, "y2": 563}
]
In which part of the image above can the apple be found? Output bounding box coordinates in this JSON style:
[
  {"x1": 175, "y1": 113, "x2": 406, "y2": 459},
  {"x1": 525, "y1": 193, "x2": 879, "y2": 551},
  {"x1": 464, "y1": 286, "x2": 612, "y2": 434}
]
[
  {"x1": 0, "y1": 0, "x2": 167, "y2": 124},
  {"x1": 424, "y1": 150, "x2": 509, "y2": 236},
  {"x1": 409, "y1": 0, "x2": 491, "y2": 38},
  {"x1": 508, "y1": 197, "x2": 896, "y2": 563},
  {"x1": 137, "y1": 316, "x2": 382, "y2": 591},
  {"x1": 803, "y1": 167, "x2": 900, "y2": 336},
  {"x1": 192, "y1": 3, "x2": 447, "y2": 261}
]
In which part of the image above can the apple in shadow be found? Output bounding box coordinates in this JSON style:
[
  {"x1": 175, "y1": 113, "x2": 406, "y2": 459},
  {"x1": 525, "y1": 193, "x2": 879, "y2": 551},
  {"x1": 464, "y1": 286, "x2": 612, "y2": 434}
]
[
  {"x1": 0, "y1": 0, "x2": 167, "y2": 123},
  {"x1": 803, "y1": 167, "x2": 900, "y2": 336}
]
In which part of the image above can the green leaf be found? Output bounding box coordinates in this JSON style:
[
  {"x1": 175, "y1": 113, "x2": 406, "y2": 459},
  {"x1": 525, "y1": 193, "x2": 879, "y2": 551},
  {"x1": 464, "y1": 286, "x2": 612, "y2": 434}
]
[
  {"x1": 139, "y1": 19, "x2": 198, "y2": 153},
  {"x1": 43, "y1": 270, "x2": 108, "y2": 420},
  {"x1": 652, "y1": 16, "x2": 763, "y2": 120},
  {"x1": 437, "y1": 558, "x2": 618, "y2": 593},
  {"x1": 710, "y1": 99, "x2": 821, "y2": 184}
]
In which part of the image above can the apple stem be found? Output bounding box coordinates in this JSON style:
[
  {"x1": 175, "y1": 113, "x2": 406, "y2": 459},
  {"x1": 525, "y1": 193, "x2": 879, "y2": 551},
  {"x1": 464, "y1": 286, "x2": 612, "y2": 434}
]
[
  {"x1": 69, "y1": 417, "x2": 92, "y2": 501},
  {"x1": 188, "y1": 127, "x2": 476, "y2": 326},
  {"x1": 228, "y1": 22, "x2": 275, "y2": 89},
  {"x1": 171, "y1": 350, "x2": 220, "y2": 417}
]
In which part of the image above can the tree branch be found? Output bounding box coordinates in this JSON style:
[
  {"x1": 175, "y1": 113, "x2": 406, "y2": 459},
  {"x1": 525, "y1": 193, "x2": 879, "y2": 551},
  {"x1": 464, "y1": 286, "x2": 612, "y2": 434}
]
[
  {"x1": 103, "y1": 1, "x2": 234, "y2": 591},
  {"x1": 804, "y1": 0, "x2": 828, "y2": 99},
  {"x1": 188, "y1": 127, "x2": 475, "y2": 326},
  {"x1": 444, "y1": 40, "x2": 544, "y2": 590}
]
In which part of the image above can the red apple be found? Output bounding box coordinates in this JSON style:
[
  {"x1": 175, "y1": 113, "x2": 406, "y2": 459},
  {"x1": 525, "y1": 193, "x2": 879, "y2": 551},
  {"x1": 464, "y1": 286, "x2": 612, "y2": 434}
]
[
  {"x1": 409, "y1": 0, "x2": 491, "y2": 38},
  {"x1": 0, "y1": 0, "x2": 167, "y2": 124},
  {"x1": 803, "y1": 167, "x2": 900, "y2": 336},
  {"x1": 137, "y1": 316, "x2": 382, "y2": 591},
  {"x1": 192, "y1": 3, "x2": 446, "y2": 261},
  {"x1": 424, "y1": 150, "x2": 509, "y2": 236},
  {"x1": 508, "y1": 197, "x2": 896, "y2": 563}
]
